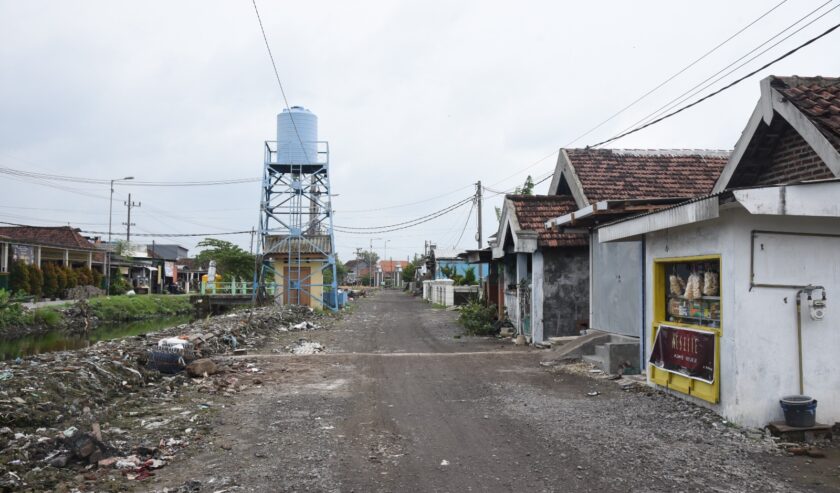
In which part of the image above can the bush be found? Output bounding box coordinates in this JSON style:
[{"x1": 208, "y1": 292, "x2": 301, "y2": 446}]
[
  {"x1": 458, "y1": 301, "x2": 498, "y2": 335},
  {"x1": 10, "y1": 261, "x2": 31, "y2": 295},
  {"x1": 43, "y1": 264, "x2": 59, "y2": 299},
  {"x1": 29, "y1": 265, "x2": 44, "y2": 299},
  {"x1": 0, "y1": 289, "x2": 26, "y2": 329},
  {"x1": 109, "y1": 275, "x2": 131, "y2": 295}
]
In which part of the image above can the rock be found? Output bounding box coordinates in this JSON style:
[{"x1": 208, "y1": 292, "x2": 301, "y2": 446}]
[
  {"x1": 62, "y1": 426, "x2": 79, "y2": 438},
  {"x1": 514, "y1": 335, "x2": 526, "y2": 346},
  {"x1": 186, "y1": 359, "x2": 217, "y2": 378}
]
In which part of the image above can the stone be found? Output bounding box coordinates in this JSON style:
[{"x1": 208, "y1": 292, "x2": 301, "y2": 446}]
[
  {"x1": 48, "y1": 455, "x2": 69, "y2": 468},
  {"x1": 186, "y1": 359, "x2": 217, "y2": 378},
  {"x1": 98, "y1": 457, "x2": 119, "y2": 468}
]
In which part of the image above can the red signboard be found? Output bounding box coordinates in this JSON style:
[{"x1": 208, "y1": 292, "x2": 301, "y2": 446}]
[{"x1": 649, "y1": 324, "x2": 715, "y2": 383}]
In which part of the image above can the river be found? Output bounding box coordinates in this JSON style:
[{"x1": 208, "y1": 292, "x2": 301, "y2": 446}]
[{"x1": 0, "y1": 315, "x2": 191, "y2": 360}]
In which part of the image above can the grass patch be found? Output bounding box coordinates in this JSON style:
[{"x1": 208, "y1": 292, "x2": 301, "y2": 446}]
[{"x1": 87, "y1": 295, "x2": 192, "y2": 322}]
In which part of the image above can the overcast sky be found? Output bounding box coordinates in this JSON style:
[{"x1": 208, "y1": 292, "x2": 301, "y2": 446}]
[{"x1": 1, "y1": 1, "x2": 838, "y2": 265}]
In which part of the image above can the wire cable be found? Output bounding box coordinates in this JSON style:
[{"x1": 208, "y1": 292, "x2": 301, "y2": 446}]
[
  {"x1": 562, "y1": 0, "x2": 792, "y2": 148},
  {"x1": 453, "y1": 200, "x2": 475, "y2": 248},
  {"x1": 601, "y1": 2, "x2": 838, "y2": 144},
  {"x1": 334, "y1": 195, "x2": 474, "y2": 230},
  {"x1": 334, "y1": 199, "x2": 473, "y2": 235},
  {"x1": 589, "y1": 20, "x2": 840, "y2": 148}
]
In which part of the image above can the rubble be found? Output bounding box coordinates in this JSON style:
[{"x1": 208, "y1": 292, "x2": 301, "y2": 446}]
[
  {"x1": 289, "y1": 340, "x2": 325, "y2": 355},
  {"x1": 0, "y1": 303, "x2": 328, "y2": 492}
]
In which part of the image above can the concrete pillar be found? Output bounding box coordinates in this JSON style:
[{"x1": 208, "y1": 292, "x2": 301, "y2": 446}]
[
  {"x1": 515, "y1": 252, "x2": 528, "y2": 335},
  {"x1": 532, "y1": 251, "x2": 544, "y2": 344},
  {"x1": 1, "y1": 242, "x2": 7, "y2": 272},
  {"x1": 35, "y1": 246, "x2": 42, "y2": 268},
  {"x1": 63, "y1": 250, "x2": 70, "y2": 267},
  {"x1": 87, "y1": 252, "x2": 93, "y2": 269}
]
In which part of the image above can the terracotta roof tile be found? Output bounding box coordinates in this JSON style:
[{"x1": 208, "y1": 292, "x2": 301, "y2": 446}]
[
  {"x1": 0, "y1": 225, "x2": 99, "y2": 251},
  {"x1": 379, "y1": 260, "x2": 410, "y2": 273},
  {"x1": 507, "y1": 195, "x2": 587, "y2": 248},
  {"x1": 771, "y1": 76, "x2": 840, "y2": 151},
  {"x1": 565, "y1": 149, "x2": 730, "y2": 203}
]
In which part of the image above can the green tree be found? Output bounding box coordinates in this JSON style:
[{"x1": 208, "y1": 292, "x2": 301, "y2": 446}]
[
  {"x1": 323, "y1": 256, "x2": 347, "y2": 286},
  {"x1": 194, "y1": 238, "x2": 255, "y2": 281},
  {"x1": 56, "y1": 266, "x2": 68, "y2": 295},
  {"x1": 461, "y1": 266, "x2": 477, "y2": 286},
  {"x1": 514, "y1": 175, "x2": 535, "y2": 196},
  {"x1": 64, "y1": 267, "x2": 78, "y2": 290},
  {"x1": 9, "y1": 261, "x2": 31, "y2": 295}
]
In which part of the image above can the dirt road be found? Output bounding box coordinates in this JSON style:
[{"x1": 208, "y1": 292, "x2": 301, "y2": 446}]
[{"x1": 150, "y1": 291, "x2": 837, "y2": 492}]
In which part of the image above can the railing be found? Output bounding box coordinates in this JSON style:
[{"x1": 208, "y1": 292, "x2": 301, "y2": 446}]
[{"x1": 200, "y1": 280, "x2": 278, "y2": 296}]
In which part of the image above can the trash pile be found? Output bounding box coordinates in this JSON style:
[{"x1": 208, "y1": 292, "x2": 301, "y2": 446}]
[
  {"x1": 0, "y1": 304, "x2": 327, "y2": 491},
  {"x1": 288, "y1": 339, "x2": 325, "y2": 355}
]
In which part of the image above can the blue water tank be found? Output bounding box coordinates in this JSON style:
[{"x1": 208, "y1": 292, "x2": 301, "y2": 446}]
[{"x1": 277, "y1": 106, "x2": 318, "y2": 164}]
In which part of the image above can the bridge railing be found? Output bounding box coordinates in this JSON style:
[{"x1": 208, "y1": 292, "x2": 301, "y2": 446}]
[{"x1": 200, "y1": 280, "x2": 278, "y2": 296}]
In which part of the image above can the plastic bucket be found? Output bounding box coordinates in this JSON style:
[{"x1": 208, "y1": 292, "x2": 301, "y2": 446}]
[{"x1": 779, "y1": 395, "x2": 817, "y2": 428}]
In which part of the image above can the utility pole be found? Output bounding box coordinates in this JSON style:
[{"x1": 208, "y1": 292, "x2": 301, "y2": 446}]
[
  {"x1": 476, "y1": 181, "x2": 482, "y2": 249},
  {"x1": 476, "y1": 181, "x2": 484, "y2": 284},
  {"x1": 123, "y1": 194, "x2": 140, "y2": 242},
  {"x1": 249, "y1": 226, "x2": 256, "y2": 254}
]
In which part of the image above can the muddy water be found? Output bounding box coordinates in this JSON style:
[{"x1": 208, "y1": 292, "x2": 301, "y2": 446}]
[{"x1": 0, "y1": 315, "x2": 191, "y2": 360}]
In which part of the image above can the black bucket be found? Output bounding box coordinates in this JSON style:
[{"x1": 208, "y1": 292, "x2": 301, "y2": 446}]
[{"x1": 779, "y1": 395, "x2": 817, "y2": 428}]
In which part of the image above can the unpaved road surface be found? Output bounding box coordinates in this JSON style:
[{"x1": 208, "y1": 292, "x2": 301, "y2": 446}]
[{"x1": 150, "y1": 291, "x2": 840, "y2": 492}]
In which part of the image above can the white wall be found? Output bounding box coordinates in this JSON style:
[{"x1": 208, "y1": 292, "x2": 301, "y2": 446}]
[
  {"x1": 532, "y1": 251, "x2": 544, "y2": 343},
  {"x1": 644, "y1": 206, "x2": 840, "y2": 428}
]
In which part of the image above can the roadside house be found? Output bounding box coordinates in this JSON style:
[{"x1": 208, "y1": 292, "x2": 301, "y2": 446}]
[
  {"x1": 544, "y1": 148, "x2": 730, "y2": 372},
  {"x1": 597, "y1": 75, "x2": 840, "y2": 427},
  {"x1": 490, "y1": 194, "x2": 588, "y2": 343},
  {"x1": 0, "y1": 225, "x2": 105, "y2": 290}
]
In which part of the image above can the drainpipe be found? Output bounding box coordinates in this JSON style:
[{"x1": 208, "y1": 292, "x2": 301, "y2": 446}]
[{"x1": 794, "y1": 285, "x2": 826, "y2": 395}]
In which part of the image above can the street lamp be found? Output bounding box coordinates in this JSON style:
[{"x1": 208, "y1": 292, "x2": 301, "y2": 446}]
[
  {"x1": 368, "y1": 237, "x2": 381, "y2": 287},
  {"x1": 106, "y1": 176, "x2": 134, "y2": 294}
]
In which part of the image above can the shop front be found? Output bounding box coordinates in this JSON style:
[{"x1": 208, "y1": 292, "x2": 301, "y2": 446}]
[{"x1": 649, "y1": 256, "x2": 720, "y2": 404}]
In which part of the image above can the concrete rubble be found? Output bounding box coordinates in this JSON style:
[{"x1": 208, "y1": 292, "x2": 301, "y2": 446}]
[{"x1": 0, "y1": 304, "x2": 327, "y2": 492}]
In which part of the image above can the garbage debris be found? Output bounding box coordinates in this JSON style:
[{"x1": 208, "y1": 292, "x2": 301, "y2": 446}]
[
  {"x1": 0, "y1": 303, "x2": 328, "y2": 492},
  {"x1": 290, "y1": 340, "x2": 325, "y2": 355}
]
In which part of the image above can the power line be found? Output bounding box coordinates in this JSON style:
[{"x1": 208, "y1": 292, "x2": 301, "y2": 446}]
[
  {"x1": 589, "y1": 20, "x2": 840, "y2": 149},
  {"x1": 335, "y1": 195, "x2": 474, "y2": 230},
  {"x1": 334, "y1": 199, "x2": 473, "y2": 235},
  {"x1": 0, "y1": 165, "x2": 260, "y2": 187},
  {"x1": 601, "y1": 2, "x2": 838, "y2": 144},
  {"x1": 80, "y1": 229, "x2": 252, "y2": 238},
  {"x1": 561, "y1": 0, "x2": 792, "y2": 148},
  {"x1": 453, "y1": 200, "x2": 475, "y2": 248}
]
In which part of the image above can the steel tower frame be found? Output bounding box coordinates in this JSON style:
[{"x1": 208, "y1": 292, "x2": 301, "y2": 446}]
[{"x1": 254, "y1": 140, "x2": 339, "y2": 311}]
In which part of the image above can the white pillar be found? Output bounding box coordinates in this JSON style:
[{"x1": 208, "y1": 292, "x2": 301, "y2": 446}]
[
  {"x1": 35, "y1": 246, "x2": 42, "y2": 267},
  {"x1": 63, "y1": 250, "x2": 70, "y2": 267},
  {"x1": 87, "y1": 252, "x2": 93, "y2": 269}
]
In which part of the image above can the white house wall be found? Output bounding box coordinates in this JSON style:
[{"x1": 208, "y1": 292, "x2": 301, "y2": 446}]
[
  {"x1": 591, "y1": 234, "x2": 644, "y2": 339},
  {"x1": 644, "y1": 207, "x2": 840, "y2": 427}
]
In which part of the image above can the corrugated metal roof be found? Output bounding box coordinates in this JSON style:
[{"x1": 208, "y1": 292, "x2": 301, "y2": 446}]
[{"x1": 264, "y1": 235, "x2": 333, "y2": 256}]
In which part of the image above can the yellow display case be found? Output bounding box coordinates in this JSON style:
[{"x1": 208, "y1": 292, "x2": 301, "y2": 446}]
[{"x1": 650, "y1": 255, "x2": 721, "y2": 404}]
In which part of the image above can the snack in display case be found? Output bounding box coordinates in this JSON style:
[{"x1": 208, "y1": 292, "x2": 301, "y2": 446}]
[
  {"x1": 703, "y1": 271, "x2": 719, "y2": 296},
  {"x1": 670, "y1": 275, "x2": 686, "y2": 296},
  {"x1": 684, "y1": 273, "x2": 704, "y2": 300}
]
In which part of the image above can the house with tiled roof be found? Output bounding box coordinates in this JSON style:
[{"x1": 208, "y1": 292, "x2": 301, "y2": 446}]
[
  {"x1": 378, "y1": 259, "x2": 410, "y2": 287},
  {"x1": 597, "y1": 75, "x2": 840, "y2": 427},
  {"x1": 0, "y1": 225, "x2": 105, "y2": 289},
  {"x1": 544, "y1": 148, "x2": 731, "y2": 372},
  {"x1": 490, "y1": 194, "x2": 589, "y2": 342}
]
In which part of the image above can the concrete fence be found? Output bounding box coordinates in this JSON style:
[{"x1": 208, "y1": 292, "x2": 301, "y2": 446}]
[{"x1": 423, "y1": 279, "x2": 455, "y2": 306}]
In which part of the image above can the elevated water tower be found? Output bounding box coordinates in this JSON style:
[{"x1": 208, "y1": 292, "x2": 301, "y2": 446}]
[{"x1": 255, "y1": 106, "x2": 338, "y2": 310}]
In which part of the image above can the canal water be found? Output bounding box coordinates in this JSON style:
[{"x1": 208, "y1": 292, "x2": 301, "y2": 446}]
[{"x1": 0, "y1": 315, "x2": 191, "y2": 360}]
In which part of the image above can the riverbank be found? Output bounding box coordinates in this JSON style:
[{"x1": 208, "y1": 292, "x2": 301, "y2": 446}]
[
  {"x1": 0, "y1": 295, "x2": 193, "y2": 340},
  {"x1": 0, "y1": 303, "x2": 332, "y2": 492}
]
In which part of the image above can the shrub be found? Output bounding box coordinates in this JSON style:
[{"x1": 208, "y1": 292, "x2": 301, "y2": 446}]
[
  {"x1": 0, "y1": 289, "x2": 26, "y2": 329},
  {"x1": 29, "y1": 265, "x2": 44, "y2": 298},
  {"x1": 43, "y1": 264, "x2": 59, "y2": 299},
  {"x1": 9, "y1": 261, "x2": 31, "y2": 295},
  {"x1": 458, "y1": 300, "x2": 498, "y2": 336}
]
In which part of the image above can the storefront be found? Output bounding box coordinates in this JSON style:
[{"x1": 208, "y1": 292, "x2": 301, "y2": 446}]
[
  {"x1": 649, "y1": 256, "x2": 721, "y2": 404},
  {"x1": 599, "y1": 183, "x2": 840, "y2": 427}
]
